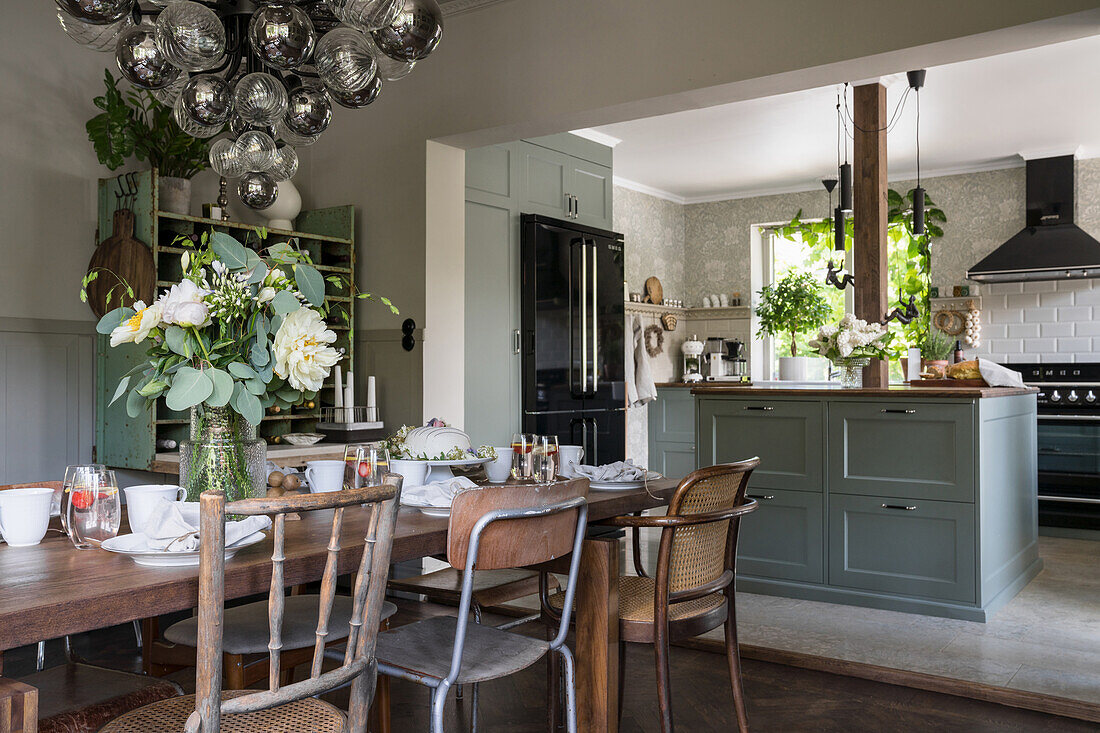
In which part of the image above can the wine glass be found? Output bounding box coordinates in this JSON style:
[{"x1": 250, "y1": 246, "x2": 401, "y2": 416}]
[
  {"x1": 67, "y1": 468, "x2": 120, "y2": 549},
  {"x1": 510, "y1": 433, "x2": 537, "y2": 482},
  {"x1": 533, "y1": 435, "x2": 559, "y2": 484},
  {"x1": 345, "y1": 442, "x2": 389, "y2": 489},
  {"x1": 60, "y1": 464, "x2": 107, "y2": 533}
]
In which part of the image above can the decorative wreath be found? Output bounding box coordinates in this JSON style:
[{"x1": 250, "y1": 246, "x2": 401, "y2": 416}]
[
  {"x1": 933, "y1": 310, "x2": 966, "y2": 336},
  {"x1": 644, "y1": 324, "x2": 664, "y2": 357}
]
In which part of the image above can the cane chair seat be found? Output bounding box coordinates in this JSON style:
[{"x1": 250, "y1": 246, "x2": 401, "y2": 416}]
[
  {"x1": 548, "y1": 575, "x2": 726, "y2": 623},
  {"x1": 376, "y1": 615, "x2": 550, "y2": 684},
  {"x1": 100, "y1": 691, "x2": 345, "y2": 732},
  {"x1": 163, "y1": 596, "x2": 398, "y2": 655}
]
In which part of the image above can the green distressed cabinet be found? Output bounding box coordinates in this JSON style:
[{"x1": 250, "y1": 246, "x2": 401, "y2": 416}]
[
  {"x1": 94, "y1": 169, "x2": 355, "y2": 471},
  {"x1": 647, "y1": 387, "x2": 697, "y2": 477},
  {"x1": 696, "y1": 391, "x2": 1041, "y2": 621},
  {"x1": 519, "y1": 134, "x2": 613, "y2": 230}
]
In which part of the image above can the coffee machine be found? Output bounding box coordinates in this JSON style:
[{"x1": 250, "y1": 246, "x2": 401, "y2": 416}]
[
  {"x1": 703, "y1": 337, "x2": 730, "y2": 380},
  {"x1": 725, "y1": 339, "x2": 748, "y2": 379}
]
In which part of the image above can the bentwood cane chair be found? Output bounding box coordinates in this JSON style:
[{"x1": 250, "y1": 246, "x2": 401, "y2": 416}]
[
  {"x1": 544, "y1": 459, "x2": 760, "y2": 732},
  {"x1": 101, "y1": 473, "x2": 403, "y2": 732},
  {"x1": 375, "y1": 479, "x2": 590, "y2": 733}
]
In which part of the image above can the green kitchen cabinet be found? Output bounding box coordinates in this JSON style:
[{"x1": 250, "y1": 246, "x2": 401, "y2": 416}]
[
  {"x1": 828, "y1": 493, "x2": 976, "y2": 603},
  {"x1": 828, "y1": 400, "x2": 976, "y2": 502},
  {"x1": 518, "y1": 136, "x2": 613, "y2": 231},
  {"x1": 697, "y1": 398, "x2": 824, "y2": 492},
  {"x1": 648, "y1": 387, "x2": 696, "y2": 477},
  {"x1": 738, "y1": 488, "x2": 824, "y2": 584}
]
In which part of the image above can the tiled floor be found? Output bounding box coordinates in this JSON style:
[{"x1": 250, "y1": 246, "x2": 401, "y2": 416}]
[{"x1": 699, "y1": 536, "x2": 1100, "y2": 704}]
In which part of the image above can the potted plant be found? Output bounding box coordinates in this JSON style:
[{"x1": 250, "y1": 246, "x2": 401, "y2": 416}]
[
  {"x1": 918, "y1": 327, "x2": 955, "y2": 378},
  {"x1": 755, "y1": 271, "x2": 832, "y2": 381},
  {"x1": 807, "y1": 314, "x2": 893, "y2": 389},
  {"x1": 86, "y1": 70, "x2": 211, "y2": 215}
]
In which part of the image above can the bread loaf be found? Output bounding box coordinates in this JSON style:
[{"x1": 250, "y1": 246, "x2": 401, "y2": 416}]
[{"x1": 946, "y1": 360, "x2": 982, "y2": 380}]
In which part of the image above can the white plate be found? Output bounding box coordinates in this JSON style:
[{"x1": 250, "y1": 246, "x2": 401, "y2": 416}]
[
  {"x1": 587, "y1": 473, "x2": 663, "y2": 491},
  {"x1": 100, "y1": 531, "x2": 267, "y2": 567},
  {"x1": 415, "y1": 506, "x2": 451, "y2": 517},
  {"x1": 421, "y1": 457, "x2": 491, "y2": 467}
]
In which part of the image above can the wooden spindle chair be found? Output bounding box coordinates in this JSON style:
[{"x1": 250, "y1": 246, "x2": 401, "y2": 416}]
[
  {"x1": 100, "y1": 473, "x2": 402, "y2": 733},
  {"x1": 542, "y1": 459, "x2": 760, "y2": 732}
]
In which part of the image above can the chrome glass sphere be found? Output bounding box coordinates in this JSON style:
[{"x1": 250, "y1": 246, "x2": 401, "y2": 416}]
[
  {"x1": 269, "y1": 145, "x2": 299, "y2": 182},
  {"x1": 229, "y1": 115, "x2": 277, "y2": 140},
  {"x1": 115, "y1": 26, "x2": 182, "y2": 90},
  {"x1": 328, "y1": 75, "x2": 381, "y2": 109},
  {"x1": 371, "y1": 0, "x2": 442, "y2": 63},
  {"x1": 173, "y1": 97, "x2": 222, "y2": 138},
  {"x1": 364, "y1": 30, "x2": 414, "y2": 81},
  {"x1": 57, "y1": 9, "x2": 133, "y2": 51},
  {"x1": 155, "y1": 0, "x2": 226, "y2": 72},
  {"x1": 314, "y1": 26, "x2": 377, "y2": 95},
  {"x1": 209, "y1": 137, "x2": 246, "y2": 178},
  {"x1": 248, "y1": 3, "x2": 316, "y2": 70},
  {"x1": 328, "y1": 0, "x2": 401, "y2": 32},
  {"x1": 284, "y1": 84, "x2": 332, "y2": 136},
  {"x1": 238, "y1": 172, "x2": 279, "y2": 210},
  {"x1": 235, "y1": 130, "x2": 278, "y2": 172},
  {"x1": 275, "y1": 119, "x2": 321, "y2": 147},
  {"x1": 152, "y1": 73, "x2": 187, "y2": 105},
  {"x1": 233, "y1": 72, "x2": 289, "y2": 125},
  {"x1": 55, "y1": 0, "x2": 133, "y2": 25},
  {"x1": 179, "y1": 73, "x2": 233, "y2": 127}
]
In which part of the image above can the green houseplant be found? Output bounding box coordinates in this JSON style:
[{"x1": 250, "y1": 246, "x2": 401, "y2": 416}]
[
  {"x1": 755, "y1": 271, "x2": 832, "y2": 380},
  {"x1": 86, "y1": 70, "x2": 211, "y2": 215}
]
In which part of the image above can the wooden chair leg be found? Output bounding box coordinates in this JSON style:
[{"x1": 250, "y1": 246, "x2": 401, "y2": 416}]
[
  {"x1": 654, "y1": 627, "x2": 674, "y2": 733},
  {"x1": 224, "y1": 653, "x2": 247, "y2": 690},
  {"x1": 724, "y1": 596, "x2": 749, "y2": 733},
  {"x1": 370, "y1": 674, "x2": 391, "y2": 733},
  {"x1": 617, "y1": 640, "x2": 626, "y2": 723}
]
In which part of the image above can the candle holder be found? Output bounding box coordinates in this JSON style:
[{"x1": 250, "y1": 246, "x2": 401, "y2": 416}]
[{"x1": 317, "y1": 406, "x2": 385, "y2": 444}]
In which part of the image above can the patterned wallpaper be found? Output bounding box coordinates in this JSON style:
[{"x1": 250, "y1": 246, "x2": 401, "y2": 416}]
[{"x1": 615, "y1": 185, "x2": 685, "y2": 301}]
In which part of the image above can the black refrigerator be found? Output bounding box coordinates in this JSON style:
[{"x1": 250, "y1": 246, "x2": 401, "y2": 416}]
[{"x1": 521, "y1": 214, "x2": 626, "y2": 465}]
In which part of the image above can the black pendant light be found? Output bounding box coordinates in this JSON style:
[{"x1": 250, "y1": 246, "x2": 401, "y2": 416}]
[
  {"x1": 908, "y1": 69, "x2": 927, "y2": 235},
  {"x1": 822, "y1": 178, "x2": 842, "y2": 251}
]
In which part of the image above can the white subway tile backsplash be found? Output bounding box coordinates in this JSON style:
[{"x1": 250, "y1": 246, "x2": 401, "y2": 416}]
[
  {"x1": 981, "y1": 324, "x2": 1008, "y2": 340},
  {"x1": 1007, "y1": 323, "x2": 1040, "y2": 338},
  {"x1": 1056, "y1": 306, "x2": 1092, "y2": 321},
  {"x1": 1057, "y1": 338, "x2": 1092, "y2": 353},
  {"x1": 1040, "y1": 322, "x2": 1074, "y2": 338},
  {"x1": 1024, "y1": 307, "x2": 1057, "y2": 322},
  {"x1": 1072, "y1": 288, "x2": 1100, "y2": 306},
  {"x1": 1076, "y1": 352, "x2": 1100, "y2": 363},
  {"x1": 983, "y1": 282, "x2": 1022, "y2": 295},
  {"x1": 1007, "y1": 293, "x2": 1040, "y2": 308},
  {"x1": 1077, "y1": 321, "x2": 1100, "y2": 337},
  {"x1": 1024, "y1": 338, "x2": 1057, "y2": 352},
  {"x1": 990, "y1": 339, "x2": 1023, "y2": 354},
  {"x1": 1040, "y1": 291, "x2": 1075, "y2": 307},
  {"x1": 1024, "y1": 281, "x2": 1058, "y2": 293},
  {"x1": 990, "y1": 310, "x2": 1024, "y2": 324}
]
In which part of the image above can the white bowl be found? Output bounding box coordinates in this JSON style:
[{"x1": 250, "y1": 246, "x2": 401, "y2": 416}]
[{"x1": 282, "y1": 432, "x2": 324, "y2": 446}]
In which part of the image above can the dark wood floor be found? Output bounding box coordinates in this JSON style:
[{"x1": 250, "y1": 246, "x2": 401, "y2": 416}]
[{"x1": 6, "y1": 603, "x2": 1096, "y2": 732}]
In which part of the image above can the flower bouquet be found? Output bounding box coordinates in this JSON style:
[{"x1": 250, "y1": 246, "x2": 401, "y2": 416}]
[
  {"x1": 86, "y1": 229, "x2": 394, "y2": 502},
  {"x1": 807, "y1": 314, "x2": 892, "y2": 389}
]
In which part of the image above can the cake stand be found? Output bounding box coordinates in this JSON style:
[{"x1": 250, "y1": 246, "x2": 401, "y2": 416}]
[{"x1": 423, "y1": 457, "x2": 492, "y2": 484}]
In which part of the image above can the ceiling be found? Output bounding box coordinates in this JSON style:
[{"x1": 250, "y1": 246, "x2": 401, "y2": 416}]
[{"x1": 587, "y1": 34, "x2": 1100, "y2": 203}]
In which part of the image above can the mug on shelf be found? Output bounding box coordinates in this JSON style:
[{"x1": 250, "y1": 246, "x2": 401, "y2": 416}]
[
  {"x1": 305, "y1": 460, "x2": 347, "y2": 493},
  {"x1": 0, "y1": 487, "x2": 54, "y2": 547},
  {"x1": 124, "y1": 484, "x2": 186, "y2": 535}
]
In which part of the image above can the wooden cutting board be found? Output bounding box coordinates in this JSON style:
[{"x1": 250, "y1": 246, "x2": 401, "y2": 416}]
[
  {"x1": 644, "y1": 276, "x2": 663, "y2": 305},
  {"x1": 909, "y1": 379, "x2": 987, "y2": 388},
  {"x1": 85, "y1": 208, "x2": 156, "y2": 318}
]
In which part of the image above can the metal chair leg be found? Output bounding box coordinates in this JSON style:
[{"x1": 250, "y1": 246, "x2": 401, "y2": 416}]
[
  {"x1": 36, "y1": 641, "x2": 45, "y2": 672},
  {"x1": 471, "y1": 681, "x2": 479, "y2": 732},
  {"x1": 132, "y1": 619, "x2": 143, "y2": 649},
  {"x1": 559, "y1": 646, "x2": 578, "y2": 733},
  {"x1": 430, "y1": 684, "x2": 449, "y2": 733}
]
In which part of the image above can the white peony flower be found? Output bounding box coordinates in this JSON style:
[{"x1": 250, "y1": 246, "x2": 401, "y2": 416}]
[
  {"x1": 110, "y1": 300, "x2": 162, "y2": 347},
  {"x1": 272, "y1": 308, "x2": 340, "y2": 392},
  {"x1": 158, "y1": 279, "x2": 211, "y2": 328},
  {"x1": 257, "y1": 286, "x2": 277, "y2": 304}
]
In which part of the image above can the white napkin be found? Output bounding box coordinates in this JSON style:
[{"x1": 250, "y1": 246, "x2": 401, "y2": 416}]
[
  {"x1": 400, "y1": 476, "x2": 477, "y2": 508},
  {"x1": 978, "y1": 359, "x2": 1027, "y2": 388},
  {"x1": 112, "y1": 499, "x2": 270, "y2": 552},
  {"x1": 563, "y1": 459, "x2": 651, "y2": 482}
]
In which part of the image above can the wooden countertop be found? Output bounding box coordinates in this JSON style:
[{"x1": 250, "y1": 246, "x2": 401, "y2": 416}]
[{"x1": 689, "y1": 384, "x2": 1037, "y2": 398}]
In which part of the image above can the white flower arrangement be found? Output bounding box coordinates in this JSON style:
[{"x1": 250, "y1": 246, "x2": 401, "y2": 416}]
[{"x1": 807, "y1": 313, "x2": 892, "y2": 363}]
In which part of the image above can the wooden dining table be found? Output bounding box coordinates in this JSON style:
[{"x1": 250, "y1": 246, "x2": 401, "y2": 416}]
[{"x1": 0, "y1": 478, "x2": 678, "y2": 733}]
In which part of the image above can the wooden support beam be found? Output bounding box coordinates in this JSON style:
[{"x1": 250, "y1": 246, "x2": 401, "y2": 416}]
[{"x1": 853, "y1": 82, "x2": 889, "y2": 388}]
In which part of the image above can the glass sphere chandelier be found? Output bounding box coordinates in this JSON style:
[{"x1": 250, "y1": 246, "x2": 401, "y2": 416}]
[{"x1": 55, "y1": 0, "x2": 444, "y2": 211}]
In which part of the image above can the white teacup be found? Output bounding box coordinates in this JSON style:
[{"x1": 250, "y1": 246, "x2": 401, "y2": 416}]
[
  {"x1": 559, "y1": 445, "x2": 585, "y2": 472},
  {"x1": 124, "y1": 484, "x2": 186, "y2": 535},
  {"x1": 306, "y1": 460, "x2": 346, "y2": 493},
  {"x1": 0, "y1": 488, "x2": 54, "y2": 547},
  {"x1": 485, "y1": 447, "x2": 512, "y2": 484},
  {"x1": 389, "y1": 459, "x2": 429, "y2": 488}
]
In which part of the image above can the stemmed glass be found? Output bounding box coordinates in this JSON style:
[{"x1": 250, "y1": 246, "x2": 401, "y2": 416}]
[
  {"x1": 345, "y1": 442, "x2": 389, "y2": 489},
  {"x1": 511, "y1": 433, "x2": 537, "y2": 482},
  {"x1": 67, "y1": 468, "x2": 120, "y2": 549},
  {"x1": 60, "y1": 464, "x2": 107, "y2": 533},
  {"x1": 533, "y1": 435, "x2": 559, "y2": 484}
]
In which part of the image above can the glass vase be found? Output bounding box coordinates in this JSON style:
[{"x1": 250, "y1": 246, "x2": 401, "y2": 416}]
[
  {"x1": 179, "y1": 406, "x2": 266, "y2": 504},
  {"x1": 834, "y1": 357, "x2": 870, "y2": 389}
]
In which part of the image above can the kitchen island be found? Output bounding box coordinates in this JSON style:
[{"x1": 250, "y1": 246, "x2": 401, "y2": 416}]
[{"x1": 678, "y1": 383, "x2": 1038, "y2": 621}]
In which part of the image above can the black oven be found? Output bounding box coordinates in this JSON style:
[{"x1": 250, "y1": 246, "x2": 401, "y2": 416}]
[{"x1": 1013, "y1": 364, "x2": 1100, "y2": 530}]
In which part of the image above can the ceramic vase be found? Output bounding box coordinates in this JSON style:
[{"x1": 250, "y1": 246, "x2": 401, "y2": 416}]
[
  {"x1": 159, "y1": 176, "x2": 192, "y2": 216},
  {"x1": 259, "y1": 179, "x2": 303, "y2": 231}
]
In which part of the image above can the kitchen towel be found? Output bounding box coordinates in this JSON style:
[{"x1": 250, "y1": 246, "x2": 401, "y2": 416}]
[
  {"x1": 400, "y1": 476, "x2": 478, "y2": 509},
  {"x1": 111, "y1": 499, "x2": 271, "y2": 552},
  {"x1": 978, "y1": 358, "x2": 1027, "y2": 388},
  {"x1": 626, "y1": 315, "x2": 657, "y2": 407}
]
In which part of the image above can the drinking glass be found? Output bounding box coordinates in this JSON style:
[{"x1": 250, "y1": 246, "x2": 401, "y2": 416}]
[
  {"x1": 60, "y1": 464, "x2": 107, "y2": 533},
  {"x1": 533, "y1": 435, "x2": 559, "y2": 484},
  {"x1": 510, "y1": 433, "x2": 537, "y2": 482},
  {"x1": 67, "y1": 469, "x2": 120, "y2": 549},
  {"x1": 345, "y1": 442, "x2": 390, "y2": 489}
]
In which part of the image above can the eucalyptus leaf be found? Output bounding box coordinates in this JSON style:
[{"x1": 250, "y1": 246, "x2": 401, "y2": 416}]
[
  {"x1": 228, "y1": 362, "x2": 259, "y2": 380},
  {"x1": 165, "y1": 367, "x2": 213, "y2": 411},
  {"x1": 271, "y1": 290, "x2": 300, "y2": 315},
  {"x1": 138, "y1": 379, "x2": 168, "y2": 397},
  {"x1": 260, "y1": 393, "x2": 276, "y2": 409},
  {"x1": 210, "y1": 231, "x2": 252, "y2": 270},
  {"x1": 109, "y1": 376, "x2": 130, "y2": 407},
  {"x1": 206, "y1": 368, "x2": 234, "y2": 407},
  {"x1": 125, "y1": 388, "x2": 146, "y2": 419},
  {"x1": 250, "y1": 340, "x2": 270, "y2": 367},
  {"x1": 276, "y1": 386, "x2": 301, "y2": 404},
  {"x1": 294, "y1": 264, "x2": 325, "y2": 307},
  {"x1": 248, "y1": 262, "x2": 269, "y2": 285},
  {"x1": 257, "y1": 359, "x2": 275, "y2": 383},
  {"x1": 234, "y1": 389, "x2": 263, "y2": 426},
  {"x1": 244, "y1": 377, "x2": 267, "y2": 396},
  {"x1": 96, "y1": 306, "x2": 135, "y2": 335},
  {"x1": 165, "y1": 325, "x2": 191, "y2": 358},
  {"x1": 269, "y1": 314, "x2": 284, "y2": 335}
]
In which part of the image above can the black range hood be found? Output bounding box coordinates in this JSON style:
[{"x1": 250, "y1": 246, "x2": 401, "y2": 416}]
[{"x1": 967, "y1": 155, "x2": 1100, "y2": 283}]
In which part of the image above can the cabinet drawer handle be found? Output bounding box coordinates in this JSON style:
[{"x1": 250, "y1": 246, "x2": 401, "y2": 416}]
[
  {"x1": 880, "y1": 409, "x2": 917, "y2": 414},
  {"x1": 744, "y1": 406, "x2": 775, "y2": 411},
  {"x1": 748, "y1": 494, "x2": 775, "y2": 501},
  {"x1": 881, "y1": 503, "x2": 918, "y2": 511}
]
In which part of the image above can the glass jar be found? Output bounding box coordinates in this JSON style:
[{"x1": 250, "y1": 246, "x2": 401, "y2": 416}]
[
  {"x1": 179, "y1": 406, "x2": 266, "y2": 504},
  {"x1": 834, "y1": 357, "x2": 870, "y2": 389}
]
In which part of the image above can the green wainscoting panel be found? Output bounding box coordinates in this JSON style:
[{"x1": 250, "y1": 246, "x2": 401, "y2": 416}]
[
  {"x1": 652, "y1": 443, "x2": 697, "y2": 478},
  {"x1": 738, "y1": 488, "x2": 824, "y2": 584},
  {"x1": 828, "y1": 400, "x2": 976, "y2": 502},
  {"x1": 650, "y1": 387, "x2": 695, "y2": 443},
  {"x1": 829, "y1": 493, "x2": 976, "y2": 603},
  {"x1": 698, "y1": 398, "x2": 823, "y2": 492}
]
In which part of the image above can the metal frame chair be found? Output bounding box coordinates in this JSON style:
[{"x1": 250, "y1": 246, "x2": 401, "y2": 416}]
[
  {"x1": 101, "y1": 473, "x2": 403, "y2": 733},
  {"x1": 376, "y1": 479, "x2": 589, "y2": 733}
]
